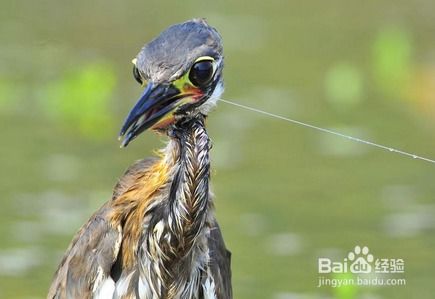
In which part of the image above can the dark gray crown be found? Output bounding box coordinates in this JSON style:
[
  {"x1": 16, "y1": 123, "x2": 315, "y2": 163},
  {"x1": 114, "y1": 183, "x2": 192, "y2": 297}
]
[{"x1": 136, "y1": 18, "x2": 223, "y2": 83}]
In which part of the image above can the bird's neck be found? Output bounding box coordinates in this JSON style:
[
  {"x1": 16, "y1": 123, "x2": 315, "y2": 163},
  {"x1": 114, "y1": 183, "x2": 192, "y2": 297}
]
[
  {"x1": 165, "y1": 115, "x2": 212, "y2": 252},
  {"x1": 111, "y1": 116, "x2": 213, "y2": 297},
  {"x1": 141, "y1": 115, "x2": 213, "y2": 297}
]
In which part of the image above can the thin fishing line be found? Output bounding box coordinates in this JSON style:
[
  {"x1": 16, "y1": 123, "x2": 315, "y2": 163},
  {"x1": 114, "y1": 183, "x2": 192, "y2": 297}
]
[{"x1": 219, "y1": 98, "x2": 435, "y2": 165}]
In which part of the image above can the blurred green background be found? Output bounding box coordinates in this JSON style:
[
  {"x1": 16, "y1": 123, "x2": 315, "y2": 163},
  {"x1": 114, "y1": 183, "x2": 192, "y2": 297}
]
[{"x1": 1, "y1": 1, "x2": 435, "y2": 298}]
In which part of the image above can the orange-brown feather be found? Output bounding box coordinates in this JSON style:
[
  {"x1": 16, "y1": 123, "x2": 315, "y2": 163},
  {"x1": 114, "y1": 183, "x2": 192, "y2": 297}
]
[{"x1": 109, "y1": 158, "x2": 171, "y2": 268}]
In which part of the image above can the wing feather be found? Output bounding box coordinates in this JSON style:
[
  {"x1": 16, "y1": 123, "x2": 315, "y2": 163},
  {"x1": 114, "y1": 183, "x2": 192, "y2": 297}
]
[
  {"x1": 47, "y1": 205, "x2": 122, "y2": 299},
  {"x1": 208, "y1": 222, "x2": 232, "y2": 299},
  {"x1": 48, "y1": 158, "x2": 157, "y2": 299}
]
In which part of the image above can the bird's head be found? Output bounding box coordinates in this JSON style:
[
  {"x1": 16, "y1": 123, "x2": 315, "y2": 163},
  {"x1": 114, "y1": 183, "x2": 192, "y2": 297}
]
[{"x1": 119, "y1": 18, "x2": 223, "y2": 147}]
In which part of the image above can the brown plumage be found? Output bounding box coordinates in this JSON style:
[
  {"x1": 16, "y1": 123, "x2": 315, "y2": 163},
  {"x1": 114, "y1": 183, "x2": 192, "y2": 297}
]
[
  {"x1": 49, "y1": 118, "x2": 231, "y2": 299},
  {"x1": 48, "y1": 18, "x2": 231, "y2": 299}
]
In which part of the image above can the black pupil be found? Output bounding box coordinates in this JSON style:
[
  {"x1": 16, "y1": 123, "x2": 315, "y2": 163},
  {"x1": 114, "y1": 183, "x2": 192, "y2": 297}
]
[
  {"x1": 189, "y1": 60, "x2": 214, "y2": 87},
  {"x1": 133, "y1": 66, "x2": 142, "y2": 84}
]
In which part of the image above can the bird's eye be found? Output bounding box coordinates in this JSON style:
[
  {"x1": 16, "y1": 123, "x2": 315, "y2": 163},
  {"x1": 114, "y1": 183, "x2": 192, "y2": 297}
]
[
  {"x1": 133, "y1": 65, "x2": 143, "y2": 85},
  {"x1": 189, "y1": 60, "x2": 214, "y2": 87}
]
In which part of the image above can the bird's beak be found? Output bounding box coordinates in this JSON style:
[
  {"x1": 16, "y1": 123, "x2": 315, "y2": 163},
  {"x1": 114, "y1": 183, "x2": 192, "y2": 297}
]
[{"x1": 119, "y1": 82, "x2": 199, "y2": 147}]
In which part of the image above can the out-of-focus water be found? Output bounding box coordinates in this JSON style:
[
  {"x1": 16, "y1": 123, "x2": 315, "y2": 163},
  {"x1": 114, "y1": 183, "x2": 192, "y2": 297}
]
[{"x1": 1, "y1": 1, "x2": 435, "y2": 298}]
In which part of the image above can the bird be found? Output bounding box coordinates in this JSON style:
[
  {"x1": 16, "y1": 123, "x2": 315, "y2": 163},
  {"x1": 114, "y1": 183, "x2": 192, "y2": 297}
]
[{"x1": 48, "y1": 18, "x2": 232, "y2": 299}]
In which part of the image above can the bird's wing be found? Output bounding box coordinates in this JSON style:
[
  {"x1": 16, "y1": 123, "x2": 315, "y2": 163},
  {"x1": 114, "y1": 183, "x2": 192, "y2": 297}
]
[
  {"x1": 48, "y1": 158, "x2": 158, "y2": 299},
  {"x1": 208, "y1": 221, "x2": 232, "y2": 299},
  {"x1": 47, "y1": 204, "x2": 122, "y2": 299}
]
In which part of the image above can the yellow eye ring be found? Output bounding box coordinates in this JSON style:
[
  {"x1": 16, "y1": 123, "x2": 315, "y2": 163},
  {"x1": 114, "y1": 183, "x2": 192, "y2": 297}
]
[
  {"x1": 131, "y1": 58, "x2": 148, "y2": 86},
  {"x1": 188, "y1": 56, "x2": 216, "y2": 87}
]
